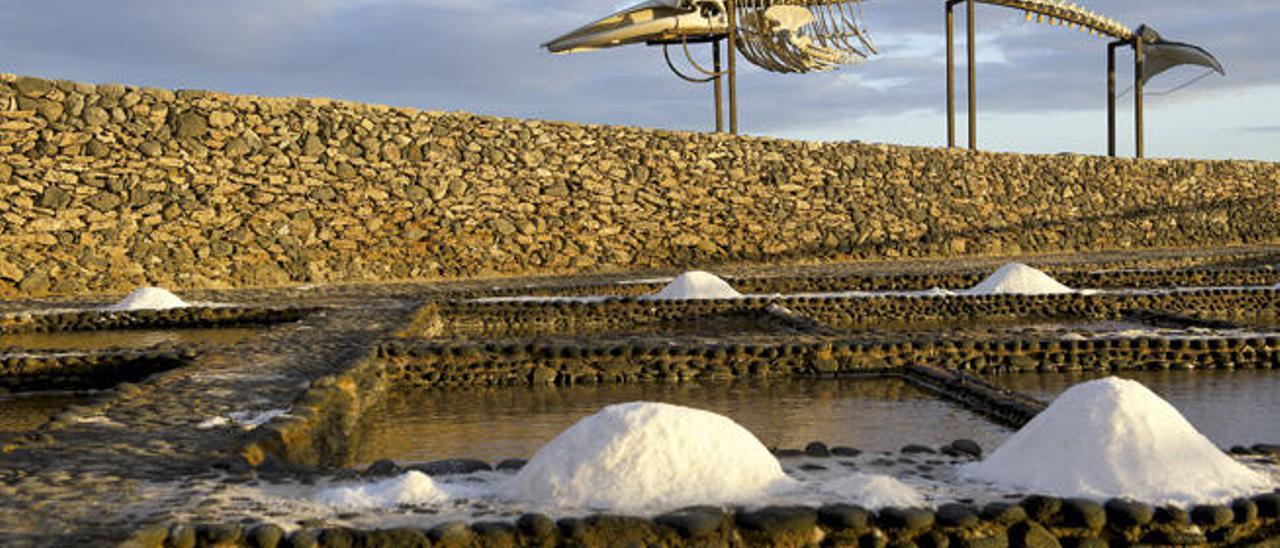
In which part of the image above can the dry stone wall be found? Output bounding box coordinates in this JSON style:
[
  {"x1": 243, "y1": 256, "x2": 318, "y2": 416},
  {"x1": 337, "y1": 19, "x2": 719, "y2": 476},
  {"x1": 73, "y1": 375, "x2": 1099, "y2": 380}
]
[{"x1": 2, "y1": 73, "x2": 1278, "y2": 297}]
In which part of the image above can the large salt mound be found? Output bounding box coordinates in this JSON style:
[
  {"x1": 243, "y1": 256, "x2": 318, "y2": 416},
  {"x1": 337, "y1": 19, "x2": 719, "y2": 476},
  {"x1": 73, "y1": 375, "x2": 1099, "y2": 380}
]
[
  {"x1": 820, "y1": 473, "x2": 926, "y2": 509},
  {"x1": 505, "y1": 402, "x2": 793, "y2": 513},
  {"x1": 649, "y1": 271, "x2": 743, "y2": 300},
  {"x1": 317, "y1": 471, "x2": 449, "y2": 508},
  {"x1": 960, "y1": 377, "x2": 1273, "y2": 505},
  {"x1": 107, "y1": 287, "x2": 189, "y2": 311},
  {"x1": 962, "y1": 263, "x2": 1073, "y2": 295}
]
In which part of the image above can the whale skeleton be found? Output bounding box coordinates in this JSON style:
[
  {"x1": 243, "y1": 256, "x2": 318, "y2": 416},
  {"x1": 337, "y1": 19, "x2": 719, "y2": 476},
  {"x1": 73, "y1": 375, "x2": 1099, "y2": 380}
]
[{"x1": 545, "y1": 0, "x2": 1224, "y2": 153}]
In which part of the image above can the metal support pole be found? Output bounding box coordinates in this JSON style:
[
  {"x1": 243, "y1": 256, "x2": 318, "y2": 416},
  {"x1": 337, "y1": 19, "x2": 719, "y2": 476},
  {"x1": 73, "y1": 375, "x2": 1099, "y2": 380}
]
[
  {"x1": 727, "y1": 0, "x2": 739, "y2": 134},
  {"x1": 966, "y1": 0, "x2": 977, "y2": 150},
  {"x1": 1134, "y1": 36, "x2": 1145, "y2": 158},
  {"x1": 945, "y1": 1, "x2": 956, "y2": 148},
  {"x1": 713, "y1": 39, "x2": 724, "y2": 133},
  {"x1": 1107, "y1": 41, "x2": 1119, "y2": 157}
]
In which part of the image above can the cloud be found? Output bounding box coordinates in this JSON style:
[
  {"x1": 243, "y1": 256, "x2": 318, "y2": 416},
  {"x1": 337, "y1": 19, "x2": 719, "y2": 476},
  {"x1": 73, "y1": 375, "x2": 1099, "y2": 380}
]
[{"x1": 0, "y1": 0, "x2": 1275, "y2": 159}]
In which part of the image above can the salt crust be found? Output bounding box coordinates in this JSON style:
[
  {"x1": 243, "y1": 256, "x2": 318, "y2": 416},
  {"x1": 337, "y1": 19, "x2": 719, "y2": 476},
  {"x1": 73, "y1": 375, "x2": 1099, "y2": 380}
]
[
  {"x1": 318, "y1": 471, "x2": 449, "y2": 508},
  {"x1": 107, "y1": 287, "x2": 188, "y2": 311},
  {"x1": 962, "y1": 263, "x2": 1074, "y2": 295},
  {"x1": 961, "y1": 377, "x2": 1273, "y2": 505}
]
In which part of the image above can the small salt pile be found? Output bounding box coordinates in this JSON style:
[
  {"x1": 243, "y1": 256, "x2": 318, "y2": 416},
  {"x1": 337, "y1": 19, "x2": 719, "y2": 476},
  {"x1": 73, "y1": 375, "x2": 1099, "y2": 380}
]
[
  {"x1": 648, "y1": 271, "x2": 742, "y2": 300},
  {"x1": 317, "y1": 471, "x2": 449, "y2": 508},
  {"x1": 107, "y1": 287, "x2": 189, "y2": 311},
  {"x1": 820, "y1": 472, "x2": 926, "y2": 509},
  {"x1": 963, "y1": 263, "x2": 1073, "y2": 295},
  {"x1": 505, "y1": 402, "x2": 793, "y2": 513},
  {"x1": 961, "y1": 377, "x2": 1273, "y2": 505}
]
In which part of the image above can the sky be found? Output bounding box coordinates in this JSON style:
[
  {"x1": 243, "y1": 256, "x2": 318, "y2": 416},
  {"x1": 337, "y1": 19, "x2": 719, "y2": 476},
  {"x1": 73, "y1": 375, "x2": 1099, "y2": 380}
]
[{"x1": 1, "y1": 0, "x2": 1277, "y2": 161}]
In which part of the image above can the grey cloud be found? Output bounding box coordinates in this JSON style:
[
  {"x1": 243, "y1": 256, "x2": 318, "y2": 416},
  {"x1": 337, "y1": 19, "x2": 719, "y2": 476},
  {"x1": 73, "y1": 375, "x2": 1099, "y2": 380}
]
[{"x1": 0, "y1": 0, "x2": 1275, "y2": 150}]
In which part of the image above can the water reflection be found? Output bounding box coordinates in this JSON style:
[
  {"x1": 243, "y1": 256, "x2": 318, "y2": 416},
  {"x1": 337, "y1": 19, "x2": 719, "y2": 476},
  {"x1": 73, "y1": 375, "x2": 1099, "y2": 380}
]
[
  {"x1": 986, "y1": 369, "x2": 1280, "y2": 447},
  {"x1": 354, "y1": 377, "x2": 1011, "y2": 464}
]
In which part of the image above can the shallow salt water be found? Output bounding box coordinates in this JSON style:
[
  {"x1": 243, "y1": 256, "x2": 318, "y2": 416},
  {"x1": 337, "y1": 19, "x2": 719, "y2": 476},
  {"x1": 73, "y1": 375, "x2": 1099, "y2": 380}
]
[
  {"x1": 352, "y1": 377, "x2": 1012, "y2": 465},
  {"x1": 0, "y1": 327, "x2": 262, "y2": 353},
  {"x1": 0, "y1": 392, "x2": 91, "y2": 440},
  {"x1": 985, "y1": 369, "x2": 1280, "y2": 447}
]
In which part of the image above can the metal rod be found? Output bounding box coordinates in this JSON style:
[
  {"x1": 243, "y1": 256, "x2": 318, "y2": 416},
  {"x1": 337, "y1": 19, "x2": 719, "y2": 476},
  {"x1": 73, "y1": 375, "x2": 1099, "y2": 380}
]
[
  {"x1": 1134, "y1": 35, "x2": 1144, "y2": 158},
  {"x1": 966, "y1": 0, "x2": 977, "y2": 150},
  {"x1": 1107, "y1": 41, "x2": 1119, "y2": 157},
  {"x1": 946, "y1": 1, "x2": 956, "y2": 148},
  {"x1": 727, "y1": 0, "x2": 739, "y2": 134},
  {"x1": 714, "y1": 39, "x2": 724, "y2": 133}
]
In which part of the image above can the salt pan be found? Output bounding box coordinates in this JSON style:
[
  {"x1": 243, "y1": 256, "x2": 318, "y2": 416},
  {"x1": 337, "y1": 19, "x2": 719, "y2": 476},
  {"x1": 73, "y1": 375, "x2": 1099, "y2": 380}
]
[
  {"x1": 317, "y1": 471, "x2": 449, "y2": 508},
  {"x1": 107, "y1": 287, "x2": 188, "y2": 311},
  {"x1": 960, "y1": 377, "x2": 1273, "y2": 505},
  {"x1": 505, "y1": 401, "x2": 793, "y2": 513},
  {"x1": 962, "y1": 263, "x2": 1073, "y2": 295},
  {"x1": 648, "y1": 271, "x2": 743, "y2": 300},
  {"x1": 820, "y1": 472, "x2": 926, "y2": 509}
]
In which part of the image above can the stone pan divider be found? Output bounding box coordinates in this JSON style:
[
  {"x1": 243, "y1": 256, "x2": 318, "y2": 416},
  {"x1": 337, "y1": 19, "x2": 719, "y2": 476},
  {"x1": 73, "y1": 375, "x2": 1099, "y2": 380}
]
[
  {"x1": 130, "y1": 489, "x2": 1280, "y2": 547},
  {"x1": 431, "y1": 287, "x2": 1280, "y2": 336},
  {"x1": 462, "y1": 266, "x2": 1280, "y2": 298},
  {"x1": 0, "y1": 304, "x2": 321, "y2": 334}
]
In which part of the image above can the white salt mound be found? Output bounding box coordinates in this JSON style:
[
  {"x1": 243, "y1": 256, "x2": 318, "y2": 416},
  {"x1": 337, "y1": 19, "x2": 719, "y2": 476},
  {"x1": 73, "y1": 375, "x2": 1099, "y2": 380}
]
[
  {"x1": 317, "y1": 471, "x2": 449, "y2": 508},
  {"x1": 650, "y1": 271, "x2": 743, "y2": 300},
  {"x1": 820, "y1": 473, "x2": 926, "y2": 509},
  {"x1": 963, "y1": 263, "x2": 1073, "y2": 295},
  {"x1": 960, "y1": 377, "x2": 1273, "y2": 505},
  {"x1": 505, "y1": 401, "x2": 794, "y2": 513},
  {"x1": 109, "y1": 287, "x2": 188, "y2": 311}
]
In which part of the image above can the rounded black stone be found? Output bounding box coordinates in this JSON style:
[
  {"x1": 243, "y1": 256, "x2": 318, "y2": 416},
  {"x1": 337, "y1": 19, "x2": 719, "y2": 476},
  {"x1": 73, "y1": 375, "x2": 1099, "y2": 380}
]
[
  {"x1": 1231, "y1": 498, "x2": 1259, "y2": 523},
  {"x1": 1190, "y1": 504, "x2": 1233, "y2": 528},
  {"x1": 427, "y1": 521, "x2": 473, "y2": 545},
  {"x1": 935, "y1": 503, "x2": 979, "y2": 528},
  {"x1": 1022, "y1": 495, "x2": 1062, "y2": 524},
  {"x1": 496, "y1": 458, "x2": 527, "y2": 471},
  {"x1": 804, "y1": 441, "x2": 831, "y2": 457},
  {"x1": 980, "y1": 502, "x2": 1028, "y2": 525},
  {"x1": 1251, "y1": 492, "x2": 1280, "y2": 518},
  {"x1": 831, "y1": 446, "x2": 863, "y2": 457},
  {"x1": 516, "y1": 513, "x2": 557, "y2": 539},
  {"x1": 246, "y1": 523, "x2": 285, "y2": 548},
  {"x1": 409, "y1": 458, "x2": 491, "y2": 476},
  {"x1": 817, "y1": 503, "x2": 873, "y2": 531},
  {"x1": 1058, "y1": 498, "x2": 1105, "y2": 530},
  {"x1": 364, "y1": 527, "x2": 429, "y2": 548},
  {"x1": 876, "y1": 507, "x2": 935, "y2": 532},
  {"x1": 471, "y1": 521, "x2": 518, "y2": 545},
  {"x1": 654, "y1": 505, "x2": 727, "y2": 537},
  {"x1": 363, "y1": 459, "x2": 400, "y2": 477},
  {"x1": 949, "y1": 439, "x2": 983, "y2": 458},
  {"x1": 736, "y1": 505, "x2": 818, "y2": 535},
  {"x1": 1154, "y1": 505, "x2": 1189, "y2": 525},
  {"x1": 198, "y1": 523, "x2": 242, "y2": 545},
  {"x1": 901, "y1": 444, "x2": 936, "y2": 455},
  {"x1": 1103, "y1": 498, "x2": 1154, "y2": 528}
]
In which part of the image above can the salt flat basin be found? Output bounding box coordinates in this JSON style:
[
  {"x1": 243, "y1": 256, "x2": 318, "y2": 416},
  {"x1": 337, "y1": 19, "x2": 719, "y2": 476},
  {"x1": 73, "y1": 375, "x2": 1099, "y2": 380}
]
[
  {"x1": 352, "y1": 378, "x2": 1011, "y2": 465},
  {"x1": 0, "y1": 327, "x2": 261, "y2": 353},
  {"x1": 984, "y1": 370, "x2": 1280, "y2": 448},
  {"x1": 0, "y1": 392, "x2": 91, "y2": 441}
]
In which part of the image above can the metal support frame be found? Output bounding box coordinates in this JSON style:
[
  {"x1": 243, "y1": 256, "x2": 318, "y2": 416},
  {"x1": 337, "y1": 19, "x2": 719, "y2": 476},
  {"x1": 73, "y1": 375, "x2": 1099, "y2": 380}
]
[
  {"x1": 727, "y1": 0, "x2": 739, "y2": 134},
  {"x1": 945, "y1": 0, "x2": 976, "y2": 150},
  {"x1": 1107, "y1": 41, "x2": 1120, "y2": 157},
  {"x1": 1105, "y1": 37, "x2": 1146, "y2": 158},
  {"x1": 1134, "y1": 36, "x2": 1145, "y2": 158},
  {"x1": 713, "y1": 40, "x2": 724, "y2": 133},
  {"x1": 946, "y1": 2, "x2": 956, "y2": 147},
  {"x1": 966, "y1": 0, "x2": 976, "y2": 150}
]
